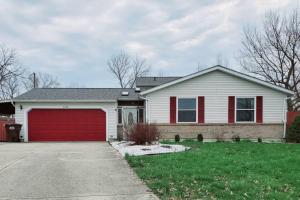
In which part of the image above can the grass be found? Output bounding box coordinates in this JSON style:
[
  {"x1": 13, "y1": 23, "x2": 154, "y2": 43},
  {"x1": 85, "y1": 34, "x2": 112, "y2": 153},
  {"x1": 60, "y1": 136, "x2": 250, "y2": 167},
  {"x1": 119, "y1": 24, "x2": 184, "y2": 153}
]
[{"x1": 126, "y1": 141, "x2": 300, "y2": 199}]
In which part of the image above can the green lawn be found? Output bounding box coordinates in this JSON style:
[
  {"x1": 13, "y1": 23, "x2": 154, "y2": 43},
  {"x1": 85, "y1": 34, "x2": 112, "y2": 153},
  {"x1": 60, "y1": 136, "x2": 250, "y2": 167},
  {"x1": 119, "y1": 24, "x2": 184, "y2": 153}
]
[{"x1": 126, "y1": 141, "x2": 300, "y2": 199}]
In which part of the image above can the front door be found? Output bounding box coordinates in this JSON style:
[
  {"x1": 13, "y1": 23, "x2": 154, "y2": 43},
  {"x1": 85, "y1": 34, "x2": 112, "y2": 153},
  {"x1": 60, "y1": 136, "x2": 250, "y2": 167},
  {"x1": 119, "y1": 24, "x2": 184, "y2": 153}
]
[{"x1": 123, "y1": 108, "x2": 138, "y2": 127}]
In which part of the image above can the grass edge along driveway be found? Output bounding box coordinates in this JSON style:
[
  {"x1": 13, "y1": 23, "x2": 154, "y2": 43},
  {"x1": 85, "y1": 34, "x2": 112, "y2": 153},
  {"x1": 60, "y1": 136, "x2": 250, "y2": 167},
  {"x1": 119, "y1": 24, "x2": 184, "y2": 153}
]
[{"x1": 126, "y1": 141, "x2": 300, "y2": 199}]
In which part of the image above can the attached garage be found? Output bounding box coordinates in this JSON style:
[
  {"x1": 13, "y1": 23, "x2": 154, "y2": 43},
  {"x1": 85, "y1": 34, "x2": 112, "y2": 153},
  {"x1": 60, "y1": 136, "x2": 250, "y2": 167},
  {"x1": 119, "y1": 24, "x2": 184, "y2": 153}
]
[
  {"x1": 28, "y1": 109, "x2": 106, "y2": 141},
  {"x1": 13, "y1": 88, "x2": 141, "y2": 142}
]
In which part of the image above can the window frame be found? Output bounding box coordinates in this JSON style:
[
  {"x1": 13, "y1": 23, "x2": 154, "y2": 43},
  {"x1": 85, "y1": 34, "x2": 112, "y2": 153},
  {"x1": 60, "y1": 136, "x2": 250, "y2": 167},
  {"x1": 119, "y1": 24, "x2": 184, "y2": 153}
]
[
  {"x1": 176, "y1": 97, "x2": 198, "y2": 123},
  {"x1": 235, "y1": 96, "x2": 256, "y2": 123}
]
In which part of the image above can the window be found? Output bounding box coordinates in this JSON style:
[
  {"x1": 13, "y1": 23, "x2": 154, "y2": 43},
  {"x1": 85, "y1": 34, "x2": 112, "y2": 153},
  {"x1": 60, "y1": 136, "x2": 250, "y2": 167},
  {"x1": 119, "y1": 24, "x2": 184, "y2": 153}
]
[
  {"x1": 138, "y1": 108, "x2": 144, "y2": 123},
  {"x1": 178, "y1": 98, "x2": 196, "y2": 122},
  {"x1": 236, "y1": 98, "x2": 255, "y2": 122},
  {"x1": 117, "y1": 108, "x2": 122, "y2": 124}
]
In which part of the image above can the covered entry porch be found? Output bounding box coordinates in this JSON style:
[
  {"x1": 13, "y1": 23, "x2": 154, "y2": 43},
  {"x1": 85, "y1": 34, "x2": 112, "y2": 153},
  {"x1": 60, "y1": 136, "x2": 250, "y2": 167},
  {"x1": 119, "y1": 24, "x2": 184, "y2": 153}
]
[{"x1": 117, "y1": 100, "x2": 145, "y2": 139}]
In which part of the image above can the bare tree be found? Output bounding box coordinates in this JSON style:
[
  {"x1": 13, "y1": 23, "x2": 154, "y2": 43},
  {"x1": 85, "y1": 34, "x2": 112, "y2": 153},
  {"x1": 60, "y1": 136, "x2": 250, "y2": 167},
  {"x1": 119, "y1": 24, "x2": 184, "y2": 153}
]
[
  {"x1": 24, "y1": 72, "x2": 60, "y2": 90},
  {"x1": 216, "y1": 54, "x2": 229, "y2": 67},
  {"x1": 1, "y1": 76, "x2": 19, "y2": 99},
  {"x1": 129, "y1": 56, "x2": 150, "y2": 88},
  {"x1": 157, "y1": 70, "x2": 164, "y2": 77},
  {"x1": 0, "y1": 45, "x2": 23, "y2": 99},
  {"x1": 107, "y1": 51, "x2": 150, "y2": 88},
  {"x1": 196, "y1": 62, "x2": 207, "y2": 72},
  {"x1": 37, "y1": 72, "x2": 60, "y2": 88},
  {"x1": 240, "y1": 10, "x2": 300, "y2": 110},
  {"x1": 66, "y1": 82, "x2": 86, "y2": 88},
  {"x1": 0, "y1": 45, "x2": 60, "y2": 99}
]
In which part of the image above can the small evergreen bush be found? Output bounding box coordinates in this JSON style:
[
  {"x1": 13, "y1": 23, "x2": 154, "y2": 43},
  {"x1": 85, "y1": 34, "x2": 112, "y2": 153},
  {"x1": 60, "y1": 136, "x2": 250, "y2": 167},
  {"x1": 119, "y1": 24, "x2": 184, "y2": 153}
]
[
  {"x1": 287, "y1": 116, "x2": 300, "y2": 143},
  {"x1": 175, "y1": 134, "x2": 180, "y2": 142},
  {"x1": 197, "y1": 134, "x2": 203, "y2": 142},
  {"x1": 257, "y1": 137, "x2": 262, "y2": 143},
  {"x1": 215, "y1": 133, "x2": 225, "y2": 142},
  {"x1": 232, "y1": 135, "x2": 240, "y2": 142}
]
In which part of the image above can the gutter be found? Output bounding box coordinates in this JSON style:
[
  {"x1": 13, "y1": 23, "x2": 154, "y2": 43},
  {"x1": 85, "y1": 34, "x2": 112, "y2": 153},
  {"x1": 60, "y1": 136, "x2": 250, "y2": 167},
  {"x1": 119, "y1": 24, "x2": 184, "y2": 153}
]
[{"x1": 13, "y1": 99, "x2": 117, "y2": 103}]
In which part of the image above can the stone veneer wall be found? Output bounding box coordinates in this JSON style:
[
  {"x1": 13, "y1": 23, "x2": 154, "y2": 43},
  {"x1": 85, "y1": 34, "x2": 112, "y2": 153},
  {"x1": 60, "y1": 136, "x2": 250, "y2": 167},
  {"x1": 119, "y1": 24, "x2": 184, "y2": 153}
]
[{"x1": 155, "y1": 123, "x2": 284, "y2": 140}]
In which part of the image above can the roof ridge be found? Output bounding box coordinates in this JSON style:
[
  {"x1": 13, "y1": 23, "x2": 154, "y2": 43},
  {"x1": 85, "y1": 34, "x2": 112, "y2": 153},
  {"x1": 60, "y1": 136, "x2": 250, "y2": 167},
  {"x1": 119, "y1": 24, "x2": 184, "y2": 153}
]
[
  {"x1": 33, "y1": 88, "x2": 134, "y2": 89},
  {"x1": 137, "y1": 76, "x2": 182, "y2": 78}
]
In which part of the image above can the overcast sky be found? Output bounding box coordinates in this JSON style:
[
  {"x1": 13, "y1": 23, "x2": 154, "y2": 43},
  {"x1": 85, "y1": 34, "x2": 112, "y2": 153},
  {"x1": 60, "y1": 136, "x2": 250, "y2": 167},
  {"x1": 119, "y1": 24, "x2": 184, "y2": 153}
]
[{"x1": 0, "y1": 0, "x2": 298, "y2": 87}]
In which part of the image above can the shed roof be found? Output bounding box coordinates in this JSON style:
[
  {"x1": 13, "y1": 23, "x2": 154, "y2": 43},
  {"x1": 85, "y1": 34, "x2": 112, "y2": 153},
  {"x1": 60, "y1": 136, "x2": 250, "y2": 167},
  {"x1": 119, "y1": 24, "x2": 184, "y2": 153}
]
[{"x1": 0, "y1": 100, "x2": 15, "y2": 115}]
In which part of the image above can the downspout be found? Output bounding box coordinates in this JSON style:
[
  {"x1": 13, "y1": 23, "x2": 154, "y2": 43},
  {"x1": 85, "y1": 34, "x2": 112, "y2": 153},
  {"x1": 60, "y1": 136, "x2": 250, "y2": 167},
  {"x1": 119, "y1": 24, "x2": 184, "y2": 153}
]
[
  {"x1": 139, "y1": 96, "x2": 149, "y2": 123},
  {"x1": 10, "y1": 100, "x2": 15, "y2": 107},
  {"x1": 283, "y1": 97, "x2": 289, "y2": 139}
]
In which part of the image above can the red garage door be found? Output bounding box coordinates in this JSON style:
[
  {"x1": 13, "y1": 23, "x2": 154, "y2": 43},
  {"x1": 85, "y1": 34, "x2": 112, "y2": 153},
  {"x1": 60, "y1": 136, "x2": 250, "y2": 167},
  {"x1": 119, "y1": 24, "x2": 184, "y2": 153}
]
[{"x1": 28, "y1": 109, "x2": 106, "y2": 141}]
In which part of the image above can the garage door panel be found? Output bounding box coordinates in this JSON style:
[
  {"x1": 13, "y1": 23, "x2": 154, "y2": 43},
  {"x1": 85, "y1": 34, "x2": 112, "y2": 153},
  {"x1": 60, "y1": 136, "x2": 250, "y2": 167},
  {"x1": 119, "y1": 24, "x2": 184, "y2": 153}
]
[{"x1": 28, "y1": 109, "x2": 106, "y2": 141}]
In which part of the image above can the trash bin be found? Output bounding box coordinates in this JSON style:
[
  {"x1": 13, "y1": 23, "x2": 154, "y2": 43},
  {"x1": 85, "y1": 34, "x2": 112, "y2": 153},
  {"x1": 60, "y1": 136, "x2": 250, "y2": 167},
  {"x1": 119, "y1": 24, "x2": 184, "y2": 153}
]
[{"x1": 5, "y1": 124, "x2": 22, "y2": 142}]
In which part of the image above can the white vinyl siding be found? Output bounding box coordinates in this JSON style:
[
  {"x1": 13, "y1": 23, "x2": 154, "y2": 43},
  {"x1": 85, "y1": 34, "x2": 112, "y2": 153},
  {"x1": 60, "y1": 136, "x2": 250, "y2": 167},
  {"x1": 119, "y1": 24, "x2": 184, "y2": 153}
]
[
  {"x1": 15, "y1": 102, "x2": 117, "y2": 142},
  {"x1": 145, "y1": 70, "x2": 287, "y2": 124}
]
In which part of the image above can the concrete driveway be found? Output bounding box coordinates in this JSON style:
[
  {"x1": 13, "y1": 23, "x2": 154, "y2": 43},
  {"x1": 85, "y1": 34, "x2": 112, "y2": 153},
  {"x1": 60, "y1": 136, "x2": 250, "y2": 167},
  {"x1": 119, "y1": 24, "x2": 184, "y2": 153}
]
[{"x1": 0, "y1": 142, "x2": 158, "y2": 200}]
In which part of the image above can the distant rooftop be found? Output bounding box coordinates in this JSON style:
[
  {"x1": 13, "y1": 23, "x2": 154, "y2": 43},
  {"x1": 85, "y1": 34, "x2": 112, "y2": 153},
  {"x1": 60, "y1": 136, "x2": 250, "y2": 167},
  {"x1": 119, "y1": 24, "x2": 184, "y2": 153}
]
[{"x1": 136, "y1": 76, "x2": 181, "y2": 87}]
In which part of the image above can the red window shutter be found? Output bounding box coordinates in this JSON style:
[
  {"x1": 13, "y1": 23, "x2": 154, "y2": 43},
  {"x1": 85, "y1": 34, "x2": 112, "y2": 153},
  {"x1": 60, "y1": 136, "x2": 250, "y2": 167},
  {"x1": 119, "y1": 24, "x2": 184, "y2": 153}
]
[
  {"x1": 170, "y1": 96, "x2": 176, "y2": 123},
  {"x1": 256, "y1": 96, "x2": 263, "y2": 123},
  {"x1": 198, "y1": 96, "x2": 205, "y2": 123},
  {"x1": 228, "y1": 96, "x2": 235, "y2": 123}
]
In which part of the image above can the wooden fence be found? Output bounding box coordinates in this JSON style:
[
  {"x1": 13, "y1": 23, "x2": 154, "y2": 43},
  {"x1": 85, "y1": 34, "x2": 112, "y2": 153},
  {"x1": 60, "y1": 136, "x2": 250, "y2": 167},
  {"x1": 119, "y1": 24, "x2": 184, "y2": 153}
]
[
  {"x1": 0, "y1": 118, "x2": 15, "y2": 142},
  {"x1": 287, "y1": 111, "x2": 300, "y2": 127}
]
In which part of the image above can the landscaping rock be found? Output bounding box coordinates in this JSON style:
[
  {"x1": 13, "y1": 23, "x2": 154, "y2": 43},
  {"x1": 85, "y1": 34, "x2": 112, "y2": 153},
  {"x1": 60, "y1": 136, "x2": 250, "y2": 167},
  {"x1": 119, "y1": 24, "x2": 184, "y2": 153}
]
[{"x1": 110, "y1": 141, "x2": 190, "y2": 156}]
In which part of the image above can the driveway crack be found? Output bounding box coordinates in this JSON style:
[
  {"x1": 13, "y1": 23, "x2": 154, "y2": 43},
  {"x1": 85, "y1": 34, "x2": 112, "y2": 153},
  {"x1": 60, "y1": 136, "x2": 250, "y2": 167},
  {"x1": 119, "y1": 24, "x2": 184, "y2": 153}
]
[{"x1": 0, "y1": 155, "x2": 27, "y2": 175}]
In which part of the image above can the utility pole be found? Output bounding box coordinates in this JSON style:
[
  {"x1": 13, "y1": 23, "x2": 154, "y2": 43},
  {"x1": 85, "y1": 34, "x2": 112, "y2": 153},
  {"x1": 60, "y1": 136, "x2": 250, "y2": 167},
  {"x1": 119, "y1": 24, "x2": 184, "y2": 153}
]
[{"x1": 33, "y1": 72, "x2": 36, "y2": 88}]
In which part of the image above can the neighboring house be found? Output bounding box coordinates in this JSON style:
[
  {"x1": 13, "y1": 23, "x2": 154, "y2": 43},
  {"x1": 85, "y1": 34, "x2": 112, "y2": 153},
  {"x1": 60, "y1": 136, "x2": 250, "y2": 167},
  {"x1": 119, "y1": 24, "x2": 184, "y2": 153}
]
[{"x1": 12, "y1": 66, "x2": 293, "y2": 142}]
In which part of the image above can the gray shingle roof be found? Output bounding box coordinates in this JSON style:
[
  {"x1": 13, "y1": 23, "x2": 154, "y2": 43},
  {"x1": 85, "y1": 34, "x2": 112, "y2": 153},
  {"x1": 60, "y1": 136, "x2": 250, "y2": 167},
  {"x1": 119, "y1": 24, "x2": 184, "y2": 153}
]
[
  {"x1": 13, "y1": 88, "x2": 140, "y2": 102},
  {"x1": 136, "y1": 77, "x2": 181, "y2": 87}
]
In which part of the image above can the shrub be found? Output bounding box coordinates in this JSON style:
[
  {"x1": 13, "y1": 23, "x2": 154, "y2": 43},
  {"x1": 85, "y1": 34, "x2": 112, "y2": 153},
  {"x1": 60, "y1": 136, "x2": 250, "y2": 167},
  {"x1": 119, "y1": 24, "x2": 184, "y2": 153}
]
[
  {"x1": 215, "y1": 132, "x2": 225, "y2": 142},
  {"x1": 232, "y1": 135, "x2": 240, "y2": 142},
  {"x1": 197, "y1": 134, "x2": 203, "y2": 142},
  {"x1": 257, "y1": 137, "x2": 262, "y2": 143},
  {"x1": 287, "y1": 116, "x2": 300, "y2": 143},
  {"x1": 175, "y1": 134, "x2": 180, "y2": 142},
  {"x1": 128, "y1": 123, "x2": 160, "y2": 145}
]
